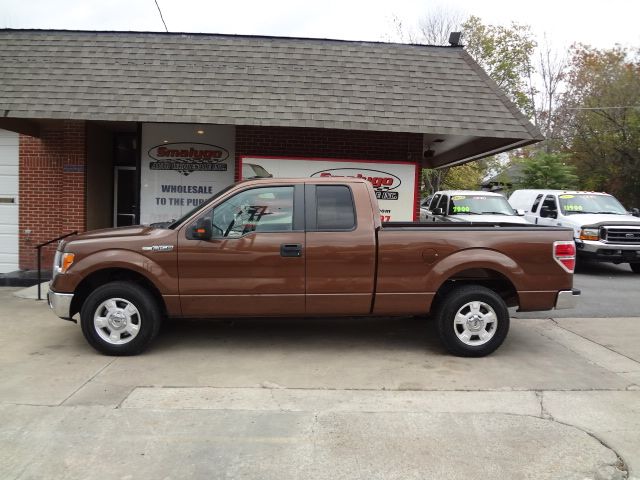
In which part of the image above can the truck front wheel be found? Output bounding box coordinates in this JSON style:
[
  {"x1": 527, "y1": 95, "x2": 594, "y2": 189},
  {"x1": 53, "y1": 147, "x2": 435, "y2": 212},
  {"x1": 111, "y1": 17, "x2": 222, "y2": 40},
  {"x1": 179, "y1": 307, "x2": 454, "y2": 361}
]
[
  {"x1": 80, "y1": 281, "x2": 162, "y2": 356},
  {"x1": 434, "y1": 285, "x2": 510, "y2": 357}
]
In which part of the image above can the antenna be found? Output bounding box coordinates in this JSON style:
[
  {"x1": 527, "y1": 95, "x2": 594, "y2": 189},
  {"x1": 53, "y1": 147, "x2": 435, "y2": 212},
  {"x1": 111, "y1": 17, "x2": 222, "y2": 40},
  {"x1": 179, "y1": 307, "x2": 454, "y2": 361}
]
[{"x1": 154, "y1": 0, "x2": 169, "y2": 32}]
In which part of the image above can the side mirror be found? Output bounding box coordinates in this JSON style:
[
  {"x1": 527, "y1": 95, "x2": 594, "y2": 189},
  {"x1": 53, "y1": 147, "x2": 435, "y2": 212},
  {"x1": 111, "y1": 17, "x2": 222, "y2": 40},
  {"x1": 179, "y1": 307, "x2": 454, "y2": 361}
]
[
  {"x1": 191, "y1": 217, "x2": 212, "y2": 240},
  {"x1": 632, "y1": 208, "x2": 640, "y2": 217},
  {"x1": 433, "y1": 207, "x2": 445, "y2": 216},
  {"x1": 540, "y1": 206, "x2": 557, "y2": 219},
  {"x1": 516, "y1": 209, "x2": 525, "y2": 216}
]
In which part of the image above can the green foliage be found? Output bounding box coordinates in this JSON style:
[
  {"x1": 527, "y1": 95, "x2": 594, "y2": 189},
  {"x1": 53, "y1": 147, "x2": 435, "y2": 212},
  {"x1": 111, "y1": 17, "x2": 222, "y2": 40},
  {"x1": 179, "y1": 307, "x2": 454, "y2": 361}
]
[
  {"x1": 462, "y1": 16, "x2": 537, "y2": 117},
  {"x1": 422, "y1": 162, "x2": 486, "y2": 194},
  {"x1": 559, "y1": 45, "x2": 640, "y2": 207},
  {"x1": 517, "y1": 153, "x2": 578, "y2": 189}
]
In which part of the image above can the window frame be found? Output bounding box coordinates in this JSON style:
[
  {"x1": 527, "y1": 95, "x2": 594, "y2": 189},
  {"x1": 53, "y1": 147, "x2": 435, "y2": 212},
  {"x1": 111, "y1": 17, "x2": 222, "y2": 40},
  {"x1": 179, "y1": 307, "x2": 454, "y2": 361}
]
[
  {"x1": 305, "y1": 184, "x2": 357, "y2": 232},
  {"x1": 186, "y1": 184, "x2": 303, "y2": 240},
  {"x1": 531, "y1": 194, "x2": 543, "y2": 213}
]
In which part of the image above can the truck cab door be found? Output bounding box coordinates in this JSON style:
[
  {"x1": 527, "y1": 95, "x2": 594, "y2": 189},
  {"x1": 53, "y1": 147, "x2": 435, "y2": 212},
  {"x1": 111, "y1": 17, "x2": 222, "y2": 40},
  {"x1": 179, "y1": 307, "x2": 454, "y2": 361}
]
[
  {"x1": 177, "y1": 184, "x2": 305, "y2": 317},
  {"x1": 525, "y1": 194, "x2": 544, "y2": 224},
  {"x1": 538, "y1": 195, "x2": 560, "y2": 226},
  {"x1": 425, "y1": 193, "x2": 441, "y2": 222},
  {"x1": 305, "y1": 183, "x2": 376, "y2": 315},
  {"x1": 433, "y1": 195, "x2": 449, "y2": 221}
]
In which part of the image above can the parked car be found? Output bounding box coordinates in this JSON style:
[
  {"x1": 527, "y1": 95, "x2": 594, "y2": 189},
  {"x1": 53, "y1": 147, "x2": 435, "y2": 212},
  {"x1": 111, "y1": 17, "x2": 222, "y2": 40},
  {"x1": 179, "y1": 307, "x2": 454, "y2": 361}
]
[
  {"x1": 48, "y1": 178, "x2": 579, "y2": 357},
  {"x1": 422, "y1": 190, "x2": 529, "y2": 224},
  {"x1": 509, "y1": 189, "x2": 640, "y2": 273}
]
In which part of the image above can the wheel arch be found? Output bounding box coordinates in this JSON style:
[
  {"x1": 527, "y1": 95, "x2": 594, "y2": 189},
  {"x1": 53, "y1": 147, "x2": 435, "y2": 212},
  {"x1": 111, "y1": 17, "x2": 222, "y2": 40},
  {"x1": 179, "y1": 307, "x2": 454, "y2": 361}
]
[
  {"x1": 70, "y1": 268, "x2": 167, "y2": 319},
  {"x1": 428, "y1": 249, "x2": 524, "y2": 310},
  {"x1": 433, "y1": 267, "x2": 519, "y2": 309}
]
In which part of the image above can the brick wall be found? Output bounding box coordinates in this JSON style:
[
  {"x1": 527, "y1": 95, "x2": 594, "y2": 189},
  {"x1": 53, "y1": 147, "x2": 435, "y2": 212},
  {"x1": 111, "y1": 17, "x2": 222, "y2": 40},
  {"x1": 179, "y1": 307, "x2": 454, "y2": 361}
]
[
  {"x1": 17, "y1": 122, "x2": 422, "y2": 269},
  {"x1": 19, "y1": 120, "x2": 86, "y2": 270},
  {"x1": 236, "y1": 125, "x2": 423, "y2": 218}
]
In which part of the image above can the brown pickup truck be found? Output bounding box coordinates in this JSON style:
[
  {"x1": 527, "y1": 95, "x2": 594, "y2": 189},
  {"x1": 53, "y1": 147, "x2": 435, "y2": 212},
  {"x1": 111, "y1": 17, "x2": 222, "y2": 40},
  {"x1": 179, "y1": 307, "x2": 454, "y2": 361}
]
[{"x1": 48, "y1": 177, "x2": 579, "y2": 357}]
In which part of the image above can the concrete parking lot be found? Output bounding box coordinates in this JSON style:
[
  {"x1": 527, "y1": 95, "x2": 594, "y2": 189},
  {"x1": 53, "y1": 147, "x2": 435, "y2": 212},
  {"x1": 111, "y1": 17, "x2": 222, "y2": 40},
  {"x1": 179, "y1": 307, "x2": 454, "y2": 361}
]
[{"x1": 1, "y1": 273, "x2": 639, "y2": 479}]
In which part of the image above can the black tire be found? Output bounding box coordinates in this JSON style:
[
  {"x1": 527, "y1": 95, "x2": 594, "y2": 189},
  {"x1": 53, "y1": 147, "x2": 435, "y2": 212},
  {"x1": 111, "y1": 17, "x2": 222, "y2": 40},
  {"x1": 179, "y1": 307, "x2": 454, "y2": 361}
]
[
  {"x1": 80, "y1": 281, "x2": 162, "y2": 356},
  {"x1": 630, "y1": 263, "x2": 640, "y2": 274},
  {"x1": 434, "y1": 285, "x2": 510, "y2": 357}
]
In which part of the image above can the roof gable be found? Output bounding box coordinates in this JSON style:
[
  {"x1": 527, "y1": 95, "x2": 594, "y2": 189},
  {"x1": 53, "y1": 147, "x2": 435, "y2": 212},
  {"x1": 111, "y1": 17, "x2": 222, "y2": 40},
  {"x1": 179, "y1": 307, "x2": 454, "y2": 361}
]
[{"x1": 0, "y1": 29, "x2": 541, "y2": 142}]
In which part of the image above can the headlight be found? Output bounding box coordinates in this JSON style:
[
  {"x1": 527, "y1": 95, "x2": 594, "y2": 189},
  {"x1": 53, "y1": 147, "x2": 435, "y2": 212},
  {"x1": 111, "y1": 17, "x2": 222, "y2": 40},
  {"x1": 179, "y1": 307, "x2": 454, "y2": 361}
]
[
  {"x1": 52, "y1": 251, "x2": 75, "y2": 279},
  {"x1": 579, "y1": 228, "x2": 600, "y2": 241}
]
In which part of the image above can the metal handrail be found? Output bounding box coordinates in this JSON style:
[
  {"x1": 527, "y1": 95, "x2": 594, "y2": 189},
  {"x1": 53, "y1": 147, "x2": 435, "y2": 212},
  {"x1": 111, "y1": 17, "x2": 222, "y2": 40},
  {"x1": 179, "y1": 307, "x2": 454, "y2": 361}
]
[{"x1": 34, "y1": 231, "x2": 78, "y2": 300}]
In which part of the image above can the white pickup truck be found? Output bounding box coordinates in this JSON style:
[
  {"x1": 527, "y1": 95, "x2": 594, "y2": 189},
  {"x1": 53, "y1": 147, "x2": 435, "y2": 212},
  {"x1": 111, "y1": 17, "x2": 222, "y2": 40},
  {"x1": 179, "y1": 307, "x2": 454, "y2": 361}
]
[
  {"x1": 421, "y1": 190, "x2": 529, "y2": 224},
  {"x1": 509, "y1": 189, "x2": 640, "y2": 273}
]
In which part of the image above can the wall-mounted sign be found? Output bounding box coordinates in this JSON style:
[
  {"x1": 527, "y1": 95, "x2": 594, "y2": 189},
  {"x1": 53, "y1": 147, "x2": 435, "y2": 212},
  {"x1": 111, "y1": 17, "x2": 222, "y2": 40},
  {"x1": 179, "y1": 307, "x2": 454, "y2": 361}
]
[
  {"x1": 147, "y1": 142, "x2": 230, "y2": 175},
  {"x1": 241, "y1": 156, "x2": 418, "y2": 221},
  {"x1": 140, "y1": 124, "x2": 235, "y2": 224}
]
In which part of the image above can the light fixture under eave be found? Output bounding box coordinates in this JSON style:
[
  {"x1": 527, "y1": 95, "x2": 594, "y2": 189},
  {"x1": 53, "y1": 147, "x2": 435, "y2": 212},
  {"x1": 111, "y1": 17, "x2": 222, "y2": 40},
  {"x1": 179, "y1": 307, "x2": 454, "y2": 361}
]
[
  {"x1": 163, "y1": 139, "x2": 169, "y2": 143},
  {"x1": 196, "y1": 129, "x2": 205, "y2": 135}
]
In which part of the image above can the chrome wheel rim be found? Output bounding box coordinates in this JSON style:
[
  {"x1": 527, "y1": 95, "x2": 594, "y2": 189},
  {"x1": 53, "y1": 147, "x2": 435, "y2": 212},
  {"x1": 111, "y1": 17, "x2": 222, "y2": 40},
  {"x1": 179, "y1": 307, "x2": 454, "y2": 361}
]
[
  {"x1": 93, "y1": 298, "x2": 141, "y2": 345},
  {"x1": 453, "y1": 301, "x2": 498, "y2": 346}
]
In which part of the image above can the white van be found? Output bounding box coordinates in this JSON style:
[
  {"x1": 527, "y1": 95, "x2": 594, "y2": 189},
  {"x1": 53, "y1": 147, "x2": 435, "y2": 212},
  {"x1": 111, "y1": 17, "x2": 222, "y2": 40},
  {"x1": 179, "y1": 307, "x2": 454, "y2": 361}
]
[{"x1": 509, "y1": 189, "x2": 640, "y2": 273}]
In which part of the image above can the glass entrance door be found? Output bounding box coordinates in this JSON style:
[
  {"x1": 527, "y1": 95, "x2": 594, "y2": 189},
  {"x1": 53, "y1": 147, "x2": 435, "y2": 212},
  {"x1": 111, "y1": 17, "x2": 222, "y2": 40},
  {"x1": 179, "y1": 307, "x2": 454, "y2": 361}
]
[{"x1": 114, "y1": 166, "x2": 137, "y2": 226}]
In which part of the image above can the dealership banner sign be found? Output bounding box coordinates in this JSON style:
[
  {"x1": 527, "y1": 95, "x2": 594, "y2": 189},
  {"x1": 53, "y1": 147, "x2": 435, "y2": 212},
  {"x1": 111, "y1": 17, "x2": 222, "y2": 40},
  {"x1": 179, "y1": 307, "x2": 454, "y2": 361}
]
[
  {"x1": 140, "y1": 123, "x2": 235, "y2": 224},
  {"x1": 241, "y1": 156, "x2": 418, "y2": 221}
]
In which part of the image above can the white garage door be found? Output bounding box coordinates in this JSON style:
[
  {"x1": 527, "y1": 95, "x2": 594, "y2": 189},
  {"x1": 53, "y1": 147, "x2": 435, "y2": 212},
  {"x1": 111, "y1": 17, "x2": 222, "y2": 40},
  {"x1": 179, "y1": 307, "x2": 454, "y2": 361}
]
[{"x1": 0, "y1": 129, "x2": 19, "y2": 273}]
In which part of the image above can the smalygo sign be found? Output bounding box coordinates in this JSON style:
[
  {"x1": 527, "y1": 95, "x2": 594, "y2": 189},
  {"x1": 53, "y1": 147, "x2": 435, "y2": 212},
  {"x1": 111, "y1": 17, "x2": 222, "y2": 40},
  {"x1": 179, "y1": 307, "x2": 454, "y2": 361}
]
[
  {"x1": 147, "y1": 142, "x2": 230, "y2": 176},
  {"x1": 311, "y1": 168, "x2": 402, "y2": 200},
  {"x1": 140, "y1": 124, "x2": 236, "y2": 225},
  {"x1": 239, "y1": 156, "x2": 418, "y2": 222}
]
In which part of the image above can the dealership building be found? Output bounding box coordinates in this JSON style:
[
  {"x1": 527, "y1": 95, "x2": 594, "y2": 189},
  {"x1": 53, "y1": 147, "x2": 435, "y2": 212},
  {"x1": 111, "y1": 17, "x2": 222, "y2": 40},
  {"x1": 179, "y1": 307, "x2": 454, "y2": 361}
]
[{"x1": 0, "y1": 29, "x2": 541, "y2": 272}]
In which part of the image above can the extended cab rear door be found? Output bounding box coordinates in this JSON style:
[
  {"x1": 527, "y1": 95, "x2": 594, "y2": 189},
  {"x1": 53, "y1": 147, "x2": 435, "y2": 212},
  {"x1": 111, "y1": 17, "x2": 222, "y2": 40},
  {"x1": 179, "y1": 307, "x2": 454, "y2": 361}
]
[
  {"x1": 177, "y1": 183, "x2": 306, "y2": 316},
  {"x1": 304, "y1": 182, "x2": 377, "y2": 315}
]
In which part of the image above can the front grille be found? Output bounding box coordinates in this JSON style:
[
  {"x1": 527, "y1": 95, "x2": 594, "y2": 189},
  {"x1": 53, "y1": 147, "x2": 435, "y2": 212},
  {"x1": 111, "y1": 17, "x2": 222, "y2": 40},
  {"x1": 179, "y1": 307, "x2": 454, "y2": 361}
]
[{"x1": 602, "y1": 227, "x2": 640, "y2": 244}]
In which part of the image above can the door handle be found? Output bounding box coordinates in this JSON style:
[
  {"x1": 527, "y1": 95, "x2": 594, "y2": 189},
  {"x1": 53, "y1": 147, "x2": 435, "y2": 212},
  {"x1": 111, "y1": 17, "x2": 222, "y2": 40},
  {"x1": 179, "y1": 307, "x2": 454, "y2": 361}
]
[{"x1": 280, "y1": 243, "x2": 302, "y2": 257}]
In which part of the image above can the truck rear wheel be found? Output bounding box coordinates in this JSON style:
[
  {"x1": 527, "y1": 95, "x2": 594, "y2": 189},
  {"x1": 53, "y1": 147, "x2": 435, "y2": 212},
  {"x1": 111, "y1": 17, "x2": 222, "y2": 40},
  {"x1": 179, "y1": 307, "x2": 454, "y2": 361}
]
[
  {"x1": 80, "y1": 281, "x2": 162, "y2": 356},
  {"x1": 434, "y1": 285, "x2": 510, "y2": 357}
]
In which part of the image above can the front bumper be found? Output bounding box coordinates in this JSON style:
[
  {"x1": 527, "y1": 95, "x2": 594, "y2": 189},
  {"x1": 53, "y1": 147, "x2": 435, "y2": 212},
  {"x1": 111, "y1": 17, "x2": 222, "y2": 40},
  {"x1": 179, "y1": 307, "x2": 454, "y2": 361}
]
[
  {"x1": 577, "y1": 240, "x2": 640, "y2": 262},
  {"x1": 47, "y1": 288, "x2": 74, "y2": 320},
  {"x1": 555, "y1": 289, "x2": 581, "y2": 310}
]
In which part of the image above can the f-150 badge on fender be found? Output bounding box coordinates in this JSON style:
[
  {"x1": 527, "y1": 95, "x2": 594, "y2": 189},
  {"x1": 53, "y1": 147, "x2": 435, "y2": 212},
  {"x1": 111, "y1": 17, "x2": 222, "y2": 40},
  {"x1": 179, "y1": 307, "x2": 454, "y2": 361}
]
[{"x1": 141, "y1": 245, "x2": 174, "y2": 252}]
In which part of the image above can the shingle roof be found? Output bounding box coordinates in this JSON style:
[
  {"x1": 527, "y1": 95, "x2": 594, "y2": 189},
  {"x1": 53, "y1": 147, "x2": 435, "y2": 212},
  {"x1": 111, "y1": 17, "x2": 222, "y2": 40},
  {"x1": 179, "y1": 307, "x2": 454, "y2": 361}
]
[{"x1": 0, "y1": 29, "x2": 541, "y2": 140}]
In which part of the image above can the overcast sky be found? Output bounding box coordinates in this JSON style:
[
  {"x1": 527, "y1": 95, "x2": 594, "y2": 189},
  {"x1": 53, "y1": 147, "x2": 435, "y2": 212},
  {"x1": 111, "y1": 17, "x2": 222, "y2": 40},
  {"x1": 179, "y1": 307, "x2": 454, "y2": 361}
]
[{"x1": 0, "y1": 0, "x2": 638, "y2": 51}]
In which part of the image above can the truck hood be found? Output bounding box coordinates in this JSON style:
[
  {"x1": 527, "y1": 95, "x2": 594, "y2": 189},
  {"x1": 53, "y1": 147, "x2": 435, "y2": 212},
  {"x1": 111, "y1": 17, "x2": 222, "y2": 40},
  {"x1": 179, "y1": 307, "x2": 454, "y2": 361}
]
[
  {"x1": 448, "y1": 214, "x2": 530, "y2": 224},
  {"x1": 69, "y1": 225, "x2": 158, "y2": 241},
  {"x1": 562, "y1": 214, "x2": 640, "y2": 227}
]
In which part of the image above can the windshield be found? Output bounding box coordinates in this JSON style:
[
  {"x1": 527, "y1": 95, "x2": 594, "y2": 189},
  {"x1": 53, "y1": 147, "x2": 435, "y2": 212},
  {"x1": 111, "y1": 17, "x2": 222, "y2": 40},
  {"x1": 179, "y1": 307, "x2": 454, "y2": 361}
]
[
  {"x1": 558, "y1": 194, "x2": 627, "y2": 215},
  {"x1": 448, "y1": 195, "x2": 515, "y2": 215},
  {"x1": 167, "y1": 184, "x2": 236, "y2": 229}
]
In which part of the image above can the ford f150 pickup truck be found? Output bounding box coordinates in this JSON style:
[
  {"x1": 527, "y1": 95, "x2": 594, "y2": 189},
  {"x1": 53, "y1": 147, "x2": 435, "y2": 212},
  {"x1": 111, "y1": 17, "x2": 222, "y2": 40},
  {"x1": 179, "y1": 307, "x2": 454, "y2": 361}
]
[
  {"x1": 48, "y1": 177, "x2": 580, "y2": 357},
  {"x1": 509, "y1": 189, "x2": 640, "y2": 272}
]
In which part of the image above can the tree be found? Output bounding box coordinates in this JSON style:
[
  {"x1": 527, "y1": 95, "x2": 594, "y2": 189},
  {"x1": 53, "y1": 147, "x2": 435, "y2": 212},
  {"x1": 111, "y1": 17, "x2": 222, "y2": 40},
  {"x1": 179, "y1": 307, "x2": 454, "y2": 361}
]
[
  {"x1": 461, "y1": 16, "x2": 537, "y2": 117},
  {"x1": 531, "y1": 35, "x2": 568, "y2": 151},
  {"x1": 422, "y1": 162, "x2": 486, "y2": 194},
  {"x1": 559, "y1": 45, "x2": 640, "y2": 206},
  {"x1": 417, "y1": 7, "x2": 465, "y2": 46},
  {"x1": 516, "y1": 153, "x2": 578, "y2": 189}
]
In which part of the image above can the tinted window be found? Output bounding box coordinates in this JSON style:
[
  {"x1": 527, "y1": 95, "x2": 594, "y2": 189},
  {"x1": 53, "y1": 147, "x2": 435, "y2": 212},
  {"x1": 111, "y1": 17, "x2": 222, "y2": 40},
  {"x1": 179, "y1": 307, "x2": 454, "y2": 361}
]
[
  {"x1": 209, "y1": 186, "x2": 294, "y2": 237},
  {"x1": 531, "y1": 194, "x2": 543, "y2": 213},
  {"x1": 429, "y1": 194, "x2": 441, "y2": 210},
  {"x1": 542, "y1": 195, "x2": 558, "y2": 212},
  {"x1": 316, "y1": 185, "x2": 356, "y2": 230},
  {"x1": 436, "y1": 195, "x2": 448, "y2": 212}
]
